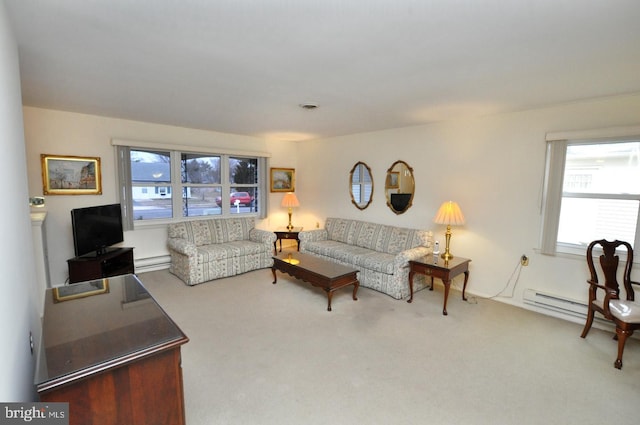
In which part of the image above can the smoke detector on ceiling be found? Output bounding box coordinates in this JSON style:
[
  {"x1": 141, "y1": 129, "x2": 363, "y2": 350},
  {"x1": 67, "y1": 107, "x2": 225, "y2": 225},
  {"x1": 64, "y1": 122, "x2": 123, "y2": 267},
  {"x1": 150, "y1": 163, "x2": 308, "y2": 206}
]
[{"x1": 299, "y1": 103, "x2": 319, "y2": 110}]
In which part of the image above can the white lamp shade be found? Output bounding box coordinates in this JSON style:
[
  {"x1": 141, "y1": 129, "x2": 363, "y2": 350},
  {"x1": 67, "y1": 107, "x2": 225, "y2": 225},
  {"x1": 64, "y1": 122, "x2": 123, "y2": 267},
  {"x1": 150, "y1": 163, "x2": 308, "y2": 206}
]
[
  {"x1": 281, "y1": 192, "x2": 300, "y2": 208},
  {"x1": 433, "y1": 201, "x2": 465, "y2": 225}
]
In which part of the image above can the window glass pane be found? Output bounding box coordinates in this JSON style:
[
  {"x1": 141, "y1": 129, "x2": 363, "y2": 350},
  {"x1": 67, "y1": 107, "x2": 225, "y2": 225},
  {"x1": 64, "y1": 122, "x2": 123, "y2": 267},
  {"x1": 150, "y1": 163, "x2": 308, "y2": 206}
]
[
  {"x1": 558, "y1": 198, "x2": 638, "y2": 247},
  {"x1": 220, "y1": 188, "x2": 257, "y2": 214},
  {"x1": 352, "y1": 184, "x2": 361, "y2": 203},
  {"x1": 230, "y1": 157, "x2": 258, "y2": 184},
  {"x1": 181, "y1": 154, "x2": 221, "y2": 184},
  {"x1": 132, "y1": 186, "x2": 173, "y2": 220},
  {"x1": 564, "y1": 142, "x2": 640, "y2": 194},
  {"x1": 182, "y1": 186, "x2": 222, "y2": 217},
  {"x1": 131, "y1": 150, "x2": 171, "y2": 183}
]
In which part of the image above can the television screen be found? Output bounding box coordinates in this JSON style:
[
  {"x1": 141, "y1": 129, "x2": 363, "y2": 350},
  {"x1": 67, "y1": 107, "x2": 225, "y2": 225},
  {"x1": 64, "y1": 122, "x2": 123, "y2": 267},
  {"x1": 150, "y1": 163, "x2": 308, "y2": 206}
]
[
  {"x1": 390, "y1": 193, "x2": 412, "y2": 211},
  {"x1": 71, "y1": 203, "x2": 124, "y2": 257}
]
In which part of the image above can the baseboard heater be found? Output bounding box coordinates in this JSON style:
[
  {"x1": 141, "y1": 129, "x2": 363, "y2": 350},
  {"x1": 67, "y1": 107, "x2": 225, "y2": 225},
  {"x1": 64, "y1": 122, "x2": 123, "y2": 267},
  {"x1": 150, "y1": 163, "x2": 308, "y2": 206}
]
[
  {"x1": 134, "y1": 255, "x2": 171, "y2": 273},
  {"x1": 523, "y1": 289, "x2": 588, "y2": 319}
]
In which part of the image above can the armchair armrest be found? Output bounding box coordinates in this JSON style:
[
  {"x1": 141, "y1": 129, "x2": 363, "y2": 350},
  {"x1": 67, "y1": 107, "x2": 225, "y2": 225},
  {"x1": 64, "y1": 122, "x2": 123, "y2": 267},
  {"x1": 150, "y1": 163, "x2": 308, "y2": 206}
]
[
  {"x1": 250, "y1": 228, "x2": 277, "y2": 244},
  {"x1": 167, "y1": 238, "x2": 197, "y2": 257}
]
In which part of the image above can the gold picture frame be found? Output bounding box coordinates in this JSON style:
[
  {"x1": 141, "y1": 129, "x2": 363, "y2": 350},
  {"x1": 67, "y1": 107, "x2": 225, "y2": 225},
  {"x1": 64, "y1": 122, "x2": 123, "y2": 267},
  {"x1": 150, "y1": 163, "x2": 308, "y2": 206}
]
[
  {"x1": 386, "y1": 171, "x2": 399, "y2": 189},
  {"x1": 41, "y1": 154, "x2": 102, "y2": 195},
  {"x1": 270, "y1": 167, "x2": 295, "y2": 192},
  {"x1": 52, "y1": 279, "x2": 110, "y2": 303}
]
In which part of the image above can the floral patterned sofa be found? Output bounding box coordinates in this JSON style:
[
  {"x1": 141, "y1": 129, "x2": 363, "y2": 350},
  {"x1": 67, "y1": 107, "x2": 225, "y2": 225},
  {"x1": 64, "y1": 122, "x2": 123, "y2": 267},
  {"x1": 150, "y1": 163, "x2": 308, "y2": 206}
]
[
  {"x1": 299, "y1": 218, "x2": 433, "y2": 299},
  {"x1": 167, "y1": 217, "x2": 276, "y2": 286}
]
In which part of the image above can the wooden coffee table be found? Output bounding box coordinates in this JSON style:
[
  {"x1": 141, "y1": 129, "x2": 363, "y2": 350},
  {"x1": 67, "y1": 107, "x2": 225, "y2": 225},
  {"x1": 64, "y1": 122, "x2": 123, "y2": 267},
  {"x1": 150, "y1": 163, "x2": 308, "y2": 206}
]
[{"x1": 272, "y1": 252, "x2": 359, "y2": 311}]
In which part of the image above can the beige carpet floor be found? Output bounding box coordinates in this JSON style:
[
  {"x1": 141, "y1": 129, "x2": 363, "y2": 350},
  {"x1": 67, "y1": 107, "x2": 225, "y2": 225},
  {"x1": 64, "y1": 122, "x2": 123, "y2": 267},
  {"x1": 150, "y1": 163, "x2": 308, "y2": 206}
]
[{"x1": 137, "y1": 265, "x2": 640, "y2": 425}]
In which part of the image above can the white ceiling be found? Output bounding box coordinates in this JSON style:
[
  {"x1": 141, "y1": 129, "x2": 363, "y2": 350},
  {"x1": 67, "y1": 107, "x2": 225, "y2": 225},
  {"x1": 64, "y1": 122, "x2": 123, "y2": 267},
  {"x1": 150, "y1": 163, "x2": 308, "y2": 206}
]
[{"x1": 5, "y1": 0, "x2": 640, "y2": 142}]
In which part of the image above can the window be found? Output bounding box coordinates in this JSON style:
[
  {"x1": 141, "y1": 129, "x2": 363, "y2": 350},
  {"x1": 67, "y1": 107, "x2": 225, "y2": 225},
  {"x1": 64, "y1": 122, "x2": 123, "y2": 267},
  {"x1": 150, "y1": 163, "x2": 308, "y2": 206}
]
[
  {"x1": 541, "y1": 131, "x2": 640, "y2": 255},
  {"x1": 115, "y1": 143, "x2": 267, "y2": 228}
]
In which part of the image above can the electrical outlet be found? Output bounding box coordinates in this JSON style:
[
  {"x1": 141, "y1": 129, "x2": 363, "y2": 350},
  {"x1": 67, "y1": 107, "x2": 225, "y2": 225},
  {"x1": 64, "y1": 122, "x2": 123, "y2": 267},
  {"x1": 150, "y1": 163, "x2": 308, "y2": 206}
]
[{"x1": 521, "y1": 255, "x2": 529, "y2": 266}]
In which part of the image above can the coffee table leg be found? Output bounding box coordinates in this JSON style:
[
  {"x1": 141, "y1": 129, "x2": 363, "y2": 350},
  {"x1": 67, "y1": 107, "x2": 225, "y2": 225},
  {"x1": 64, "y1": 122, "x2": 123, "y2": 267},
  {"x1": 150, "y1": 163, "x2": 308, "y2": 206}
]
[
  {"x1": 326, "y1": 290, "x2": 333, "y2": 312},
  {"x1": 272, "y1": 267, "x2": 277, "y2": 284},
  {"x1": 352, "y1": 280, "x2": 359, "y2": 301}
]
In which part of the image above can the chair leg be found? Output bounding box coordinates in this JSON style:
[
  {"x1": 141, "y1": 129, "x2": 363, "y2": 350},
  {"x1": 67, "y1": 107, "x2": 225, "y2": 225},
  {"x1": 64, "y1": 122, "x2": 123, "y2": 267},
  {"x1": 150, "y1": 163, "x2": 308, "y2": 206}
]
[
  {"x1": 614, "y1": 327, "x2": 632, "y2": 369},
  {"x1": 581, "y1": 308, "x2": 595, "y2": 338}
]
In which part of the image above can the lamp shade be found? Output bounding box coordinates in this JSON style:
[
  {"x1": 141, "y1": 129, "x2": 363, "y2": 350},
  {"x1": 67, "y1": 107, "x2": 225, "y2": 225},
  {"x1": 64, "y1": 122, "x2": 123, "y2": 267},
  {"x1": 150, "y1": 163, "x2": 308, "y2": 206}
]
[
  {"x1": 433, "y1": 201, "x2": 465, "y2": 225},
  {"x1": 281, "y1": 192, "x2": 300, "y2": 208}
]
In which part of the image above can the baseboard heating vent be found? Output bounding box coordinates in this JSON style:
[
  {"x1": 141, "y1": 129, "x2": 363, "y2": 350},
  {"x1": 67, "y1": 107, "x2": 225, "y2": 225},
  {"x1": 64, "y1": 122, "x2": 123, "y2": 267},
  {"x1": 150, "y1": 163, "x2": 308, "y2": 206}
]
[
  {"x1": 134, "y1": 255, "x2": 171, "y2": 273},
  {"x1": 523, "y1": 289, "x2": 588, "y2": 319}
]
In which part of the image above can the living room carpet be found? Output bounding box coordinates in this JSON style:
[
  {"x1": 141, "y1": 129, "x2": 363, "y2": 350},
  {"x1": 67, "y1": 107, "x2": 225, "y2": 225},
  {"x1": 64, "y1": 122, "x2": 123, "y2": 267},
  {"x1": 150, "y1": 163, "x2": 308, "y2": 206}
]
[{"x1": 137, "y1": 265, "x2": 640, "y2": 425}]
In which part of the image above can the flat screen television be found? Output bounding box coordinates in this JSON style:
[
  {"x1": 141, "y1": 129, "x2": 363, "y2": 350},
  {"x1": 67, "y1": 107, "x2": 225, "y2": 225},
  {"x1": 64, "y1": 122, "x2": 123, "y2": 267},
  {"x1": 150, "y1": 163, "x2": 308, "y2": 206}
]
[
  {"x1": 71, "y1": 203, "x2": 124, "y2": 257},
  {"x1": 390, "y1": 193, "x2": 412, "y2": 211}
]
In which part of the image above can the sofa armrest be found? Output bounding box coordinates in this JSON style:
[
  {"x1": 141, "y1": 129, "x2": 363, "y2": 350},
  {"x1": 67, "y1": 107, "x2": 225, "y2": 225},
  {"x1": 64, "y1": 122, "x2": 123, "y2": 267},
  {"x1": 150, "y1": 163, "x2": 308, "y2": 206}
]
[
  {"x1": 299, "y1": 229, "x2": 328, "y2": 250},
  {"x1": 167, "y1": 238, "x2": 197, "y2": 256},
  {"x1": 250, "y1": 228, "x2": 277, "y2": 244},
  {"x1": 394, "y1": 246, "x2": 431, "y2": 268}
]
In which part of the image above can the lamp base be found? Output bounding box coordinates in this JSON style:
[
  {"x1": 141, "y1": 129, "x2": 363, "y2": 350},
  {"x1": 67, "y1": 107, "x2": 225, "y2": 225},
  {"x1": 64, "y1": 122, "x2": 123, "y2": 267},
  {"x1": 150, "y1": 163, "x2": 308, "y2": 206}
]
[
  {"x1": 440, "y1": 225, "x2": 453, "y2": 261},
  {"x1": 286, "y1": 209, "x2": 293, "y2": 231}
]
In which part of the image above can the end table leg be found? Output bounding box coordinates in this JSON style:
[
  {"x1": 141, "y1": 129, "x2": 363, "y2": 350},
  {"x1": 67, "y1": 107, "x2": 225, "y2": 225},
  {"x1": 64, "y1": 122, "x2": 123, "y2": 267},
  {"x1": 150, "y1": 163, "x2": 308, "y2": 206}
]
[
  {"x1": 272, "y1": 267, "x2": 277, "y2": 284},
  {"x1": 407, "y1": 271, "x2": 415, "y2": 303},
  {"x1": 442, "y1": 280, "x2": 451, "y2": 316},
  {"x1": 462, "y1": 270, "x2": 469, "y2": 301}
]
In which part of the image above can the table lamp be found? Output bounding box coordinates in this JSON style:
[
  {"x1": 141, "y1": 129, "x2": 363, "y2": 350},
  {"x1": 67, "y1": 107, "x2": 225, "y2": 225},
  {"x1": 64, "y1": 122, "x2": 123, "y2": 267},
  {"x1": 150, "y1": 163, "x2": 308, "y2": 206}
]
[
  {"x1": 281, "y1": 192, "x2": 300, "y2": 231},
  {"x1": 433, "y1": 201, "x2": 465, "y2": 261}
]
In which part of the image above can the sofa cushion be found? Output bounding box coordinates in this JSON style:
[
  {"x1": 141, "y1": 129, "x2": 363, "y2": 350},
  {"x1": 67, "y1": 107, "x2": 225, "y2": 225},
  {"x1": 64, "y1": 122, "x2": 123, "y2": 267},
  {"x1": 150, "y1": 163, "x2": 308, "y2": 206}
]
[
  {"x1": 325, "y1": 217, "x2": 429, "y2": 254},
  {"x1": 167, "y1": 217, "x2": 255, "y2": 246},
  {"x1": 326, "y1": 218, "x2": 358, "y2": 244},
  {"x1": 196, "y1": 240, "x2": 268, "y2": 264},
  {"x1": 303, "y1": 240, "x2": 395, "y2": 275},
  {"x1": 353, "y1": 221, "x2": 383, "y2": 250}
]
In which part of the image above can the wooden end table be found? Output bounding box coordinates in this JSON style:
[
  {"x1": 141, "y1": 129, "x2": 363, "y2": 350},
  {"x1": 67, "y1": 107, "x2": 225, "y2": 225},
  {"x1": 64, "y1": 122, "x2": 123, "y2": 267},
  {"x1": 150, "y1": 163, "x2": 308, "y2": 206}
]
[
  {"x1": 273, "y1": 227, "x2": 303, "y2": 255},
  {"x1": 272, "y1": 252, "x2": 359, "y2": 311},
  {"x1": 408, "y1": 255, "x2": 471, "y2": 316}
]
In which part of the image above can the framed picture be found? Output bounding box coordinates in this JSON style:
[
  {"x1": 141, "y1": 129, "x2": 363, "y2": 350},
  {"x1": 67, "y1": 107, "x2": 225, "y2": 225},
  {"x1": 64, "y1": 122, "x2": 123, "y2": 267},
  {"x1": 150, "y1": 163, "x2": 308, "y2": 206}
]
[
  {"x1": 270, "y1": 167, "x2": 295, "y2": 192},
  {"x1": 41, "y1": 154, "x2": 102, "y2": 195},
  {"x1": 386, "y1": 171, "x2": 399, "y2": 189}
]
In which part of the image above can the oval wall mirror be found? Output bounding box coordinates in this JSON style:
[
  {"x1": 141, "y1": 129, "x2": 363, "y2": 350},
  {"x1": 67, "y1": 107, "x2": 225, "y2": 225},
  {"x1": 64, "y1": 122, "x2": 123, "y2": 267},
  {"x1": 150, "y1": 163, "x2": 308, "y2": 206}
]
[
  {"x1": 385, "y1": 160, "x2": 414, "y2": 214},
  {"x1": 349, "y1": 161, "x2": 374, "y2": 210}
]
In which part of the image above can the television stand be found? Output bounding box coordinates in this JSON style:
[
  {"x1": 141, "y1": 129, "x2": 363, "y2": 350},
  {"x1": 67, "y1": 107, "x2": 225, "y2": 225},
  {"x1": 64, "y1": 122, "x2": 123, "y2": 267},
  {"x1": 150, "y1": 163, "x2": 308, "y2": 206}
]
[{"x1": 67, "y1": 247, "x2": 134, "y2": 283}]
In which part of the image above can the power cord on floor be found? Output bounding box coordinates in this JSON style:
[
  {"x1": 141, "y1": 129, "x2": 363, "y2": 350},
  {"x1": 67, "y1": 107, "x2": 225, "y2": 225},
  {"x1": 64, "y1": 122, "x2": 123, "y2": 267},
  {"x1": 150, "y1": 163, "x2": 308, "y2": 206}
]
[{"x1": 463, "y1": 258, "x2": 524, "y2": 305}]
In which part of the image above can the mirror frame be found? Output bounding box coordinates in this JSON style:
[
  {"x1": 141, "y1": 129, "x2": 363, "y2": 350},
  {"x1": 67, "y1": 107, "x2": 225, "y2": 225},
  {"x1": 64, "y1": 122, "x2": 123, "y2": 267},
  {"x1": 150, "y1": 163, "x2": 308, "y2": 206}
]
[
  {"x1": 385, "y1": 160, "x2": 414, "y2": 215},
  {"x1": 349, "y1": 161, "x2": 374, "y2": 210}
]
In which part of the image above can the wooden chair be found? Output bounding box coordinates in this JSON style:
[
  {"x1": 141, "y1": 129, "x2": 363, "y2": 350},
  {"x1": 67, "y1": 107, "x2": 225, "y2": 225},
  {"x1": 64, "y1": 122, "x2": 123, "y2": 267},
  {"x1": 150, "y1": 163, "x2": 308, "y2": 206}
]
[{"x1": 580, "y1": 239, "x2": 640, "y2": 369}]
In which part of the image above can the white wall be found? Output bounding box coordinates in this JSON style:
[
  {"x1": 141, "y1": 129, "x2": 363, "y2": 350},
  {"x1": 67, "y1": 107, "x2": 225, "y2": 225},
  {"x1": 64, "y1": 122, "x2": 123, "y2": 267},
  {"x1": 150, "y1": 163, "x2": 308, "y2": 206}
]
[
  {"x1": 0, "y1": 1, "x2": 41, "y2": 401},
  {"x1": 23, "y1": 107, "x2": 298, "y2": 284},
  {"x1": 295, "y1": 93, "x2": 640, "y2": 316}
]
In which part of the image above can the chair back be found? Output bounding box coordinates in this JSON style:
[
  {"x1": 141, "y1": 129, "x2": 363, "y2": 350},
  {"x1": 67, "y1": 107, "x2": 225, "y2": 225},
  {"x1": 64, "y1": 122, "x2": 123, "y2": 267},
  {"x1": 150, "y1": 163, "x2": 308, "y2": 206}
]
[{"x1": 586, "y1": 239, "x2": 635, "y2": 301}]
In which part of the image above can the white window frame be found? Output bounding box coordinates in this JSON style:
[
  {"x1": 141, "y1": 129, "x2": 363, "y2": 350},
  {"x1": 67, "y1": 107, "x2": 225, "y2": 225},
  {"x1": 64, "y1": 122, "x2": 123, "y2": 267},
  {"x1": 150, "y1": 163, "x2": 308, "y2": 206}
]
[
  {"x1": 540, "y1": 126, "x2": 640, "y2": 257},
  {"x1": 113, "y1": 139, "x2": 270, "y2": 229}
]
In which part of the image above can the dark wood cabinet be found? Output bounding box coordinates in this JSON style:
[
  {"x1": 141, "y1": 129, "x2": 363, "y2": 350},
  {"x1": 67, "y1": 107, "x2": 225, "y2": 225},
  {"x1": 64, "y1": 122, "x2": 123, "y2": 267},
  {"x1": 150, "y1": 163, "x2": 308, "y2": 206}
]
[
  {"x1": 67, "y1": 247, "x2": 134, "y2": 283},
  {"x1": 36, "y1": 274, "x2": 189, "y2": 425}
]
